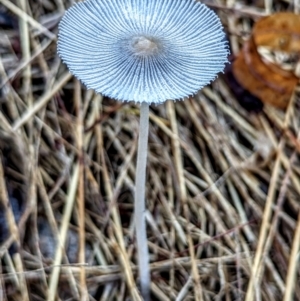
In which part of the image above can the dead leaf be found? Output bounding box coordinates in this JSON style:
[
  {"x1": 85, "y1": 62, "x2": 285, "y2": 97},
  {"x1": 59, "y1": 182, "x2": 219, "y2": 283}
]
[
  {"x1": 233, "y1": 37, "x2": 298, "y2": 109},
  {"x1": 253, "y1": 12, "x2": 300, "y2": 77},
  {"x1": 253, "y1": 12, "x2": 300, "y2": 53},
  {"x1": 231, "y1": 12, "x2": 300, "y2": 109}
]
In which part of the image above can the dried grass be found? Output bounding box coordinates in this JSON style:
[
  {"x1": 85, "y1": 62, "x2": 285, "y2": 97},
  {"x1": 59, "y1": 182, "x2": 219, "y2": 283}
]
[{"x1": 0, "y1": 0, "x2": 299, "y2": 300}]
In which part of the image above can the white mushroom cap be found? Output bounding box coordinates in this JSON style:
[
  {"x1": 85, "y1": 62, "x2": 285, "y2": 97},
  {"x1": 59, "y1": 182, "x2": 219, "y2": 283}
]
[{"x1": 58, "y1": 0, "x2": 229, "y2": 104}]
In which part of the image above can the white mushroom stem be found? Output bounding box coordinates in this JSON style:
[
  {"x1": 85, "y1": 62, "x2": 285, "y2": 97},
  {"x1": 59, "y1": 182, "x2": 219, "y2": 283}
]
[{"x1": 134, "y1": 102, "x2": 150, "y2": 301}]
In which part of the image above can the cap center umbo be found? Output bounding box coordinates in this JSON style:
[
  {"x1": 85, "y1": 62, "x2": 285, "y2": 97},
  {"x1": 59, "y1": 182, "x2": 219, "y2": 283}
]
[{"x1": 130, "y1": 36, "x2": 161, "y2": 57}]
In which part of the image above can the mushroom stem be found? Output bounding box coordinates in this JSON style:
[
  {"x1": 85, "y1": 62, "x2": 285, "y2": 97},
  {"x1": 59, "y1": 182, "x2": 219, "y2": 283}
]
[{"x1": 134, "y1": 102, "x2": 150, "y2": 301}]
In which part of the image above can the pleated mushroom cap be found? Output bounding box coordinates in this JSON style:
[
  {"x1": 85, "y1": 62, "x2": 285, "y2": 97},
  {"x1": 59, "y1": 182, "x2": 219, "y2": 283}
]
[{"x1": 58, "y1": 0, "x2": 229, "y2": 104}]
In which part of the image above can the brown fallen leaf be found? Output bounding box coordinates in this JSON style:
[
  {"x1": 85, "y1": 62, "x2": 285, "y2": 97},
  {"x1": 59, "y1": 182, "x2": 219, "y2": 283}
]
[
  {"x1": 253, "y1": 12, "x2": 300, "y2": 53},
  {"x1": 253, "y1": 12, "x2": 300, "y2": 77},
  {"x1": 231, "y1": 12, "x2": 300, "y2": 109}
]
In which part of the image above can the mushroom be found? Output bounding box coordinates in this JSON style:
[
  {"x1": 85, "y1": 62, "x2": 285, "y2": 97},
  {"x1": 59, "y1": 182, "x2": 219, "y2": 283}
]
[{"x1": 58, "y1": 0, "x2": 229, "y2": 299}]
